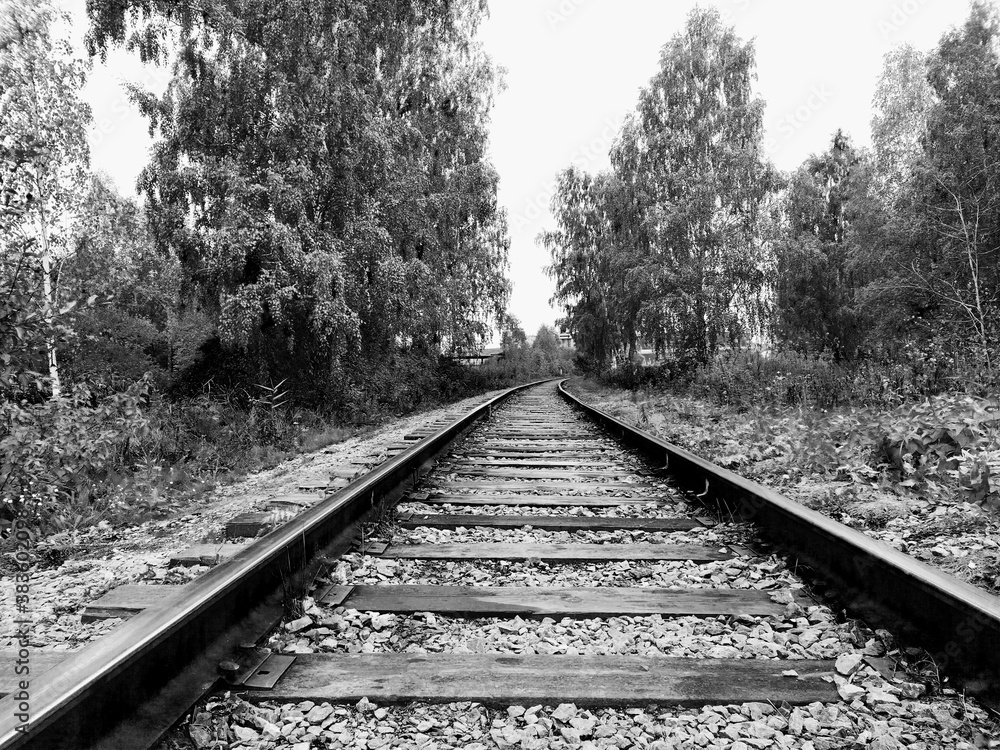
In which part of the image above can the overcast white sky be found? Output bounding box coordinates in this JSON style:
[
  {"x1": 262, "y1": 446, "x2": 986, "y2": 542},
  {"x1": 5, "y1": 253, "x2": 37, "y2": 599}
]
[{"x1": 74, "y1": 0, "x2": 990, "y2": 337}]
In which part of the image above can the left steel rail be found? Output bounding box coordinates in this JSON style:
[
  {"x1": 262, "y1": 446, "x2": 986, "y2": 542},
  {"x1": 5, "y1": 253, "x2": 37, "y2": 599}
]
[{"x1": 0, "y1": 380, "x2": 546, "y2": 749}]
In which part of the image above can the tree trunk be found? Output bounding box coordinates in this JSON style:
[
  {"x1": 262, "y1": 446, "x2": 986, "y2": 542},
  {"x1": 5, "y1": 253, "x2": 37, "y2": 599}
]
[
  {"x1": 39, "y1": 214, "x2": 61, "y2": 401},
  {"x1": 27, "y1": 62, "x2": 61, "y2": 401}
]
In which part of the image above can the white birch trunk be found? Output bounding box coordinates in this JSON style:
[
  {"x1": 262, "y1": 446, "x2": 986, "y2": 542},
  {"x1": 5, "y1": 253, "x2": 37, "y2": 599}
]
[{"x1": 38, "y1": 215, "x2": 61, "y2": 401}]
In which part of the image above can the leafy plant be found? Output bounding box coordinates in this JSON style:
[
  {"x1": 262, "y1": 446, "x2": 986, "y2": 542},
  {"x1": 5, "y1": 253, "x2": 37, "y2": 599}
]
[{"x1": 0, "y1": 378, "x2": 151, "y2": 533}]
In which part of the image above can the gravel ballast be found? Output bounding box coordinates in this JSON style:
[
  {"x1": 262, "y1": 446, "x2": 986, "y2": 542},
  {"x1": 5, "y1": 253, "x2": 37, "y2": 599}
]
[{"x1": 155, "y1": 384, "x2": 1000, "y2": 749}]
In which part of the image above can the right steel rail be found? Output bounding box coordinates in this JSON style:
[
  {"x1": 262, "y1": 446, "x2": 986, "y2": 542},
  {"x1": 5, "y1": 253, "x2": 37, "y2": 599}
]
[{"x1": 559, "y1": 379, "x2": 1000, "y2": 703}]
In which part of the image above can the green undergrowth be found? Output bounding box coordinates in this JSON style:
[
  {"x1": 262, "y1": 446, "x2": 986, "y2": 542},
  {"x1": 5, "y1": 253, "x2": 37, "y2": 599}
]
[
  {"x1": 0, "y1": 379, "x2": 360, "y2": 541},
  {"x1": 606, "y1": 348, "x2": 998, "y2": 412},
  {"x1": 571, "y1": 379, "x2": 1000, "y2": 513},
  {"x1": 569, "y1": 377, "x2": 1000, "y2": 592},
  {"x1": 0, "y1": 361, "x2": 546, "y2": 540}
]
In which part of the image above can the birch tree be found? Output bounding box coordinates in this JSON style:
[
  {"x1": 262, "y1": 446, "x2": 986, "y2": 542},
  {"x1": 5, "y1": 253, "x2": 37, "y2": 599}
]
[
  {"x1": 86, "y1": 0, "x2": 509, "y2": 405},
  {"x1": 0, "y1": 0, "x2": 91, "y2": 399},
  {"x1": 773, "y1": 131, "x2": 869, "y2": 359},
  {"x1": 543, "y1": 8, "x2": 775, "y2": 371},
  {"x1": 621, "y1": 7, "x2": 775, "y2": 362},
  {"x1": 871, "y1": 45, "x2": 935, "y2": 200},
  {"x1": 859, "y1": 2, "x2": 1000, "y2": 375}
]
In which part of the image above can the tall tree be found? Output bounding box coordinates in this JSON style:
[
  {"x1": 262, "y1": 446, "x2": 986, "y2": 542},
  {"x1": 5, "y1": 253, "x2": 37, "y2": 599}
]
[
  {"x1": 773, "y1": 131, "x2": 869, "y2": 359},
  {"x1": 858, "y1": 2, "x2": 1000, "y2": 375},
  {"x1": 0, "y1": 0, "x2": 91, "y2": 398},
  {"x1": 616, "y1": 7, "x2": 775, "y2": 362},
  {"x1": 532, "y1": 324, "x2": 561, "y2": 355},
  {"x1": 871, "y1": 45, "x2": 935, "y2": 199},
  {"x1": 606, "y1": 119, "x2": 651, "y2": 360},
  {"x1": 544, "y1": 10, "x2": 775, "y2": 370},
  {"x1": 59, "y1": 174, "x2": 180, "y2": 386},
  {"x1": 86, "y1": 0, "x2": 509, "y2": 404},
  {"x1": 542, "y1": 167, "x2": 623, "y2": 370},
  {"x1": 0, "y1": 138, "x2": 49, "y2": 395},
  {"x1": 380, "y1": 12, "x2": 511, "y2": 355},
  {"x1": 917, "y1": 2, "x2": 1000, "y2": 373}
]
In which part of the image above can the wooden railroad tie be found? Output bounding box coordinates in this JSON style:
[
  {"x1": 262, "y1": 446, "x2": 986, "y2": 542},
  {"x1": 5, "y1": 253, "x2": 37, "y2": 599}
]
[
  {"x1": 268, "y1": 494, "x2": 321, "y2": 509},
  {"x1": 409, "y1": 494, "x2": 663, "y2": 507},
  {"x1": 225, "y1": 508, "x2": 298, "y2": 539},
  {"x1": 462, "y1": 446, "x2": 615, "y2": 455},
  {"x1": 242, "y1": 654, "x2": 840, "y2": 707},
  {"x1": 82, "y1": 584, "x2": 186, "y2": 622},
  {"x1": 397, "y1": 513, "x2": 706, "y2": 532},
  {"x1": 431, "y1": 481, "x2": 646, "y2": 493},
  {"x1": 84, "y1": 581, "x2": 784, "y2": 622},
  {"x1": 445, "y1": 468, "x2": 634, "y2": 480},
  {"x1": 318, "y1": 584, "x2": 789, "y2": 617},
  {"x1": 168, "y1": 542, "x2": 250, "y2": 567},
  {"x1": 448, "y1": 457, "x2": 626, "y2": 467},
  {"x1": 370, "y1": 542, "x2": 735, "y2": 563},
  {"x1": 296, "y1": 480, "x2": 331, "y2": 492},
  {"x1": 476, "y1": 435, "x2": 603, "y2": 442}
]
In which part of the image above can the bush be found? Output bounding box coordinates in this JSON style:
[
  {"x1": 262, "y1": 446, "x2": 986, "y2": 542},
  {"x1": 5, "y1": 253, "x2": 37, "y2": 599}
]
[
  {"x1": 0, "y1": 379, "x2": 151, "y2": 532},
  {"x1": 692, "y1": 349, "x2": 848, "y2": 409},
  {"x1": 0, "y1": 346, "x2": 567, "y2": 537},
  {"x1": 608, "y1": 347, "x2": 999, "y2": 411},
  {"x1": 61, "y1": 308, "x2": 169, "y2": 390}
]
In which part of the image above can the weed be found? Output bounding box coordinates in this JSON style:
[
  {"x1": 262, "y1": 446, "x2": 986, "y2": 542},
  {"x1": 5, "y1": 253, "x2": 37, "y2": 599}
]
[{"x1": 300, "y1": 426, "x2": 352, "y2": 453}]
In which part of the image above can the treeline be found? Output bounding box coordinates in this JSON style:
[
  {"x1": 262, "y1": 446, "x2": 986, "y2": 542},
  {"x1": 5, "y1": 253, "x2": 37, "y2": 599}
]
[
  {"x1": 0, "y1": 0, "x2": 518, "y2": 532},
  {"x1": 498, "y1": 321, "x2": 576, "y2": 380},
  {"x1": 544, "y1": 4, "x2": 1000, "y2": 399}
]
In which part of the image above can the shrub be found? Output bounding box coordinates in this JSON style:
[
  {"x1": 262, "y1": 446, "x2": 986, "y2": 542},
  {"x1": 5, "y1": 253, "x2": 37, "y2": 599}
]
[
  {"x1": 0, "y1": 379, "x2": 151, "y2": 532},
  {"x1": 0, "y1": 336, "x2": 575, "y2": 539},
  {"x1": 691, "y1": 349, "x2": 848, "y2": 409}
]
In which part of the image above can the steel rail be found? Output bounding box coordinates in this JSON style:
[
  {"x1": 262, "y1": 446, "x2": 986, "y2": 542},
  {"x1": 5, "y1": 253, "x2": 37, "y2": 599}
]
[
  {"x1": 559, "y1": 379, "x2": 1000, "y2": 704},
  {"x1": 0, "y1": 380, "x2": 550, "y2": 749}
]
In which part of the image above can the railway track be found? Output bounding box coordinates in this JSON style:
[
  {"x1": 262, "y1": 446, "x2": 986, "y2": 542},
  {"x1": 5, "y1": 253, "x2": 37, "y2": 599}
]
[{"x1": 1, "y1": 380, "x2": 999, "y2": 748}]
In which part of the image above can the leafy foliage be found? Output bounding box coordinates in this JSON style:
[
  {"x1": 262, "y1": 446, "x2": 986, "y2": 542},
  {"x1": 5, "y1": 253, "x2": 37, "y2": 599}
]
[
  {"x1": 855, "y1": 2, "x2": 1000, "y2": 378},
  {"x1": 579, "y1": 378, "x2": 1000, "y2": 517},
  {"x1": 497, "y1": 322, "x2": 576, "y2": 380},
  {"x1": 616, "y1": 9, "x2": 775, "y2": 362},
  {"x1": 0, "y1": 380, "x2": 151, "y2": 529},
  {"x1": 0, "y1": 0, "x2": 92, "y2": 399},
  {"x1": 86, "y1": 0, "x2": 509, "y2": 406},
  {"x1": 541, "y1": 169, "x2": 626, "y2": 370},
  {"x1": 548, "y1": 2, "x2": 1000, "y2": 397},
  {"x1": 545, "y1": 8, "x2": 776, "y2": 369},
  {"x1": 0, "y1": 0, "x2": 518, "y2": 538},
  {"x1": 773, "y1": 132, "x2": 870, "y2": 360},
  {"x1": 59, "y1": 174, "x2": 179, "y2": 389}
]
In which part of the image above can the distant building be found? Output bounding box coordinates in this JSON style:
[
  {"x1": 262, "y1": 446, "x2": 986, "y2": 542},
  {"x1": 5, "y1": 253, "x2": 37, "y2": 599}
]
[
  {"x1": 636, "y1": 348, "x2": 657, "y2": 365},
  {"x1": 558, "y1": 332, "x2": 574, "y2": 349},
  {"x1": 448, "y1": 344, "x2": 504, "y2": 367}
]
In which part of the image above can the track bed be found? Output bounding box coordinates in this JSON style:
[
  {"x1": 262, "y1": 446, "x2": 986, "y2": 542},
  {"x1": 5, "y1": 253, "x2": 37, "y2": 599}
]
[{"x1": 6, "y1": 381, "x2": 999, "y2": 749}]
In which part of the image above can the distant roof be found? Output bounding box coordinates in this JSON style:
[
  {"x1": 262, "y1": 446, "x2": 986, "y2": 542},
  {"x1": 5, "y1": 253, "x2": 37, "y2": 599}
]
[{"x1": 450, "y1": 344, "x2": 503, "y2": 359}]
